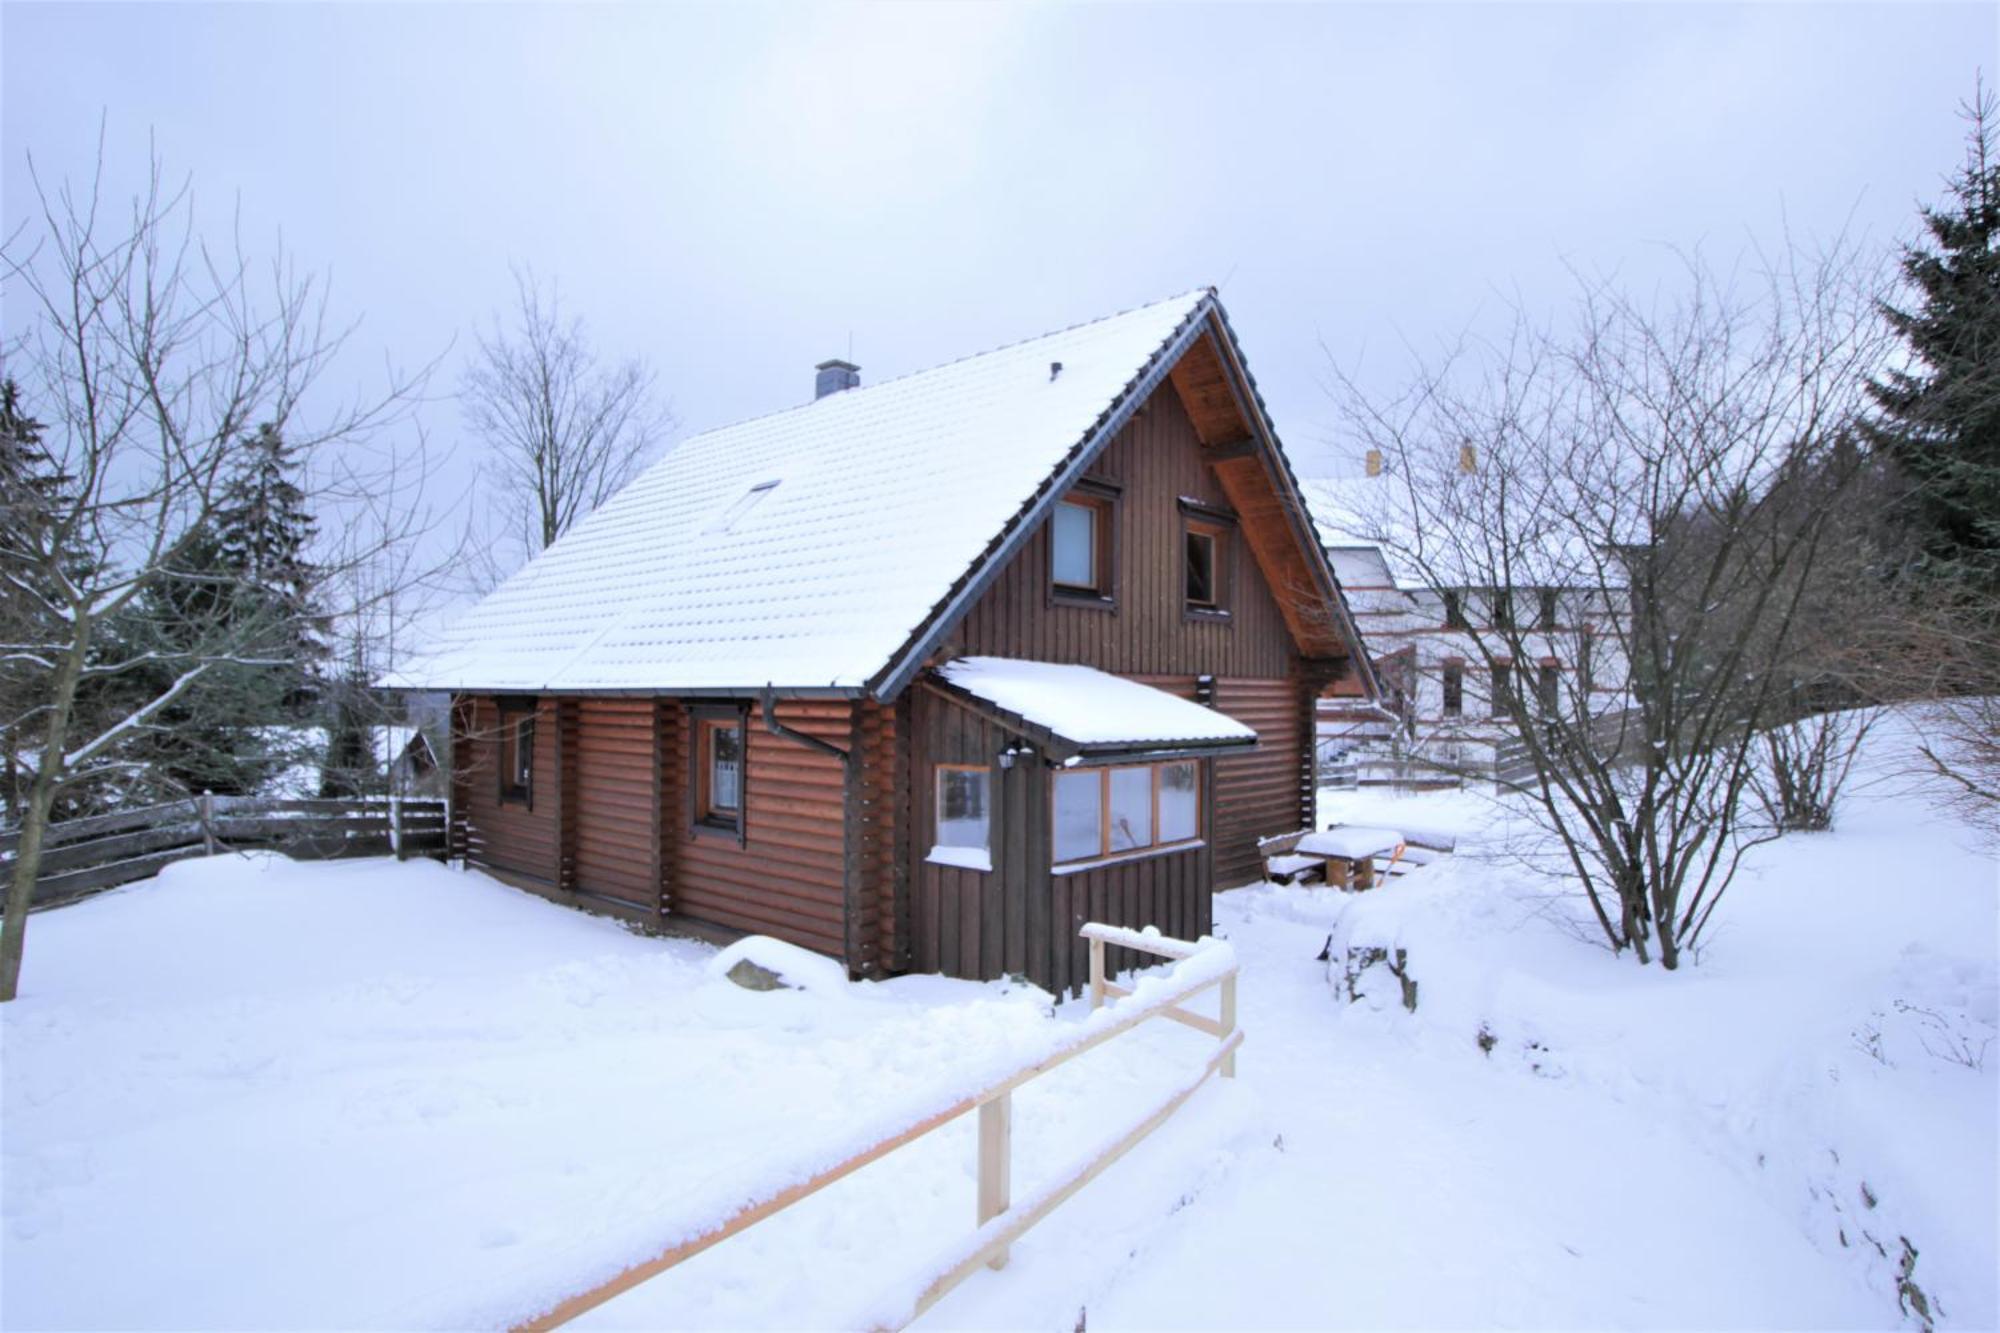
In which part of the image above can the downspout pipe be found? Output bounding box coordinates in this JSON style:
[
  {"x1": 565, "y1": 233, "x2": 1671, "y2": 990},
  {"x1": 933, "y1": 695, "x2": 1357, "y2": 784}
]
[
  {"x1": 761, "y1": 685, "x2": 850, "y2": 764},
  {"x1": 759, "y1": 685, "x2": 863, "y2": 980}
]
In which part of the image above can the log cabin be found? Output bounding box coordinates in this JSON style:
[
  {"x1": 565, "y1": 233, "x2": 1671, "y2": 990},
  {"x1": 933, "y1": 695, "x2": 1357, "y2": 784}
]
[{"x1": 383, "y1": 290, "x2": 1377, "y2": 991}]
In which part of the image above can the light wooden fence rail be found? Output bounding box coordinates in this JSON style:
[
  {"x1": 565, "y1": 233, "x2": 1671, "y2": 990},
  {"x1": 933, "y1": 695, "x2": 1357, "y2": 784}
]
[
  {"x1": 512, "y1": 923, "x2": 1242, "y2": 1333},
  {"x1": 0, "y1": 795, "x2": 449, "y2": 908}
]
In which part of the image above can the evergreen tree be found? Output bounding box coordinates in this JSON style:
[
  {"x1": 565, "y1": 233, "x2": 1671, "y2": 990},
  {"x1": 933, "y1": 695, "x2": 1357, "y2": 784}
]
[
  {"x1": 126, "y1": 423, "x2": 330, "y2": 796},
  {"x1": 212, "y1": 423, "x2": 329, "y2": 677},
  {"x1": 1868, "y1": 81, "x2": 2000, "y2": 587},
  {"x1": 0, "y1": 381, "x2": 62, "y2": 820}
]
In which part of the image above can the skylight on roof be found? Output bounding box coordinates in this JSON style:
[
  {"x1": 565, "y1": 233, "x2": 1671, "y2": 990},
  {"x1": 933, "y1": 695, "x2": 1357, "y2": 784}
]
[{"x1": 706, "y1": 479, "x2": 780, "y2": 534}]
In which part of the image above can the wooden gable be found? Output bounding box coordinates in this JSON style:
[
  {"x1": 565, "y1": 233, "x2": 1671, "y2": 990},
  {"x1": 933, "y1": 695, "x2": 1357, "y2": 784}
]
[{"x1": 1167, "y1": 323, "x2": 1357, "y2": 665}]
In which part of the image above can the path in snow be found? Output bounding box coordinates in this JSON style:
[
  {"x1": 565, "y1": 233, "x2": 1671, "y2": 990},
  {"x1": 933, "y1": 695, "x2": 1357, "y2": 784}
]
[{"x1": 904, "y1": 888, "x2": 1884, "y2": 1331}]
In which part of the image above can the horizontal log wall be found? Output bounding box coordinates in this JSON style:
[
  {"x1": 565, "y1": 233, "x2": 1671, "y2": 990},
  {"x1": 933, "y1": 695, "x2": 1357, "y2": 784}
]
[
  {"x1": 1211, "y1": 675, "x2": 1305, "y2": 887},
  {"x1": 573, "y1": 699, "x2": 659, "y2": 910},
  {"x1": 459, "y1": 695, "x2": 559, "y2": 887},
  {"x1": 851, "y1": 699, "x2": 908, "y2": 978},
  {"x1": 672, "y1": 700, "x2": 850, "y2": 958}
]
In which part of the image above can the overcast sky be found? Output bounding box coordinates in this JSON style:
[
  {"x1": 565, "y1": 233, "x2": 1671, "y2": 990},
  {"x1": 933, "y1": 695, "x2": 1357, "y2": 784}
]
[{"x1": 4, "y1": 1, "x2": 1993, "y2": 501}]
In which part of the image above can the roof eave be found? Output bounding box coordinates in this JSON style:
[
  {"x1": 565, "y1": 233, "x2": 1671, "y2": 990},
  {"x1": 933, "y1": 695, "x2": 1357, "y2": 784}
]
[{"x1": 1202, "y1": 302, "x2": 1384, "y2": 704}]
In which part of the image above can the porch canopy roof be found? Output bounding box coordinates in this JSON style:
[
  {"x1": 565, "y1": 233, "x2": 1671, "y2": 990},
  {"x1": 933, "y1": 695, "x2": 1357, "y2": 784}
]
[{"x1": 931, "y1": 656, "x2": 1259, "y2": 764}]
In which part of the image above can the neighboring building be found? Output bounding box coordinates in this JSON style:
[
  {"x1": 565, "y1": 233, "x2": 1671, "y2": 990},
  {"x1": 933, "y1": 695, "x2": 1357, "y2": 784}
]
[
  {"x1": 1307, "y1": 451, "x2": 1629, "y2": 782},
  {"x1": 384, "y1": 291, "x2": 1376, "y2": 991}
]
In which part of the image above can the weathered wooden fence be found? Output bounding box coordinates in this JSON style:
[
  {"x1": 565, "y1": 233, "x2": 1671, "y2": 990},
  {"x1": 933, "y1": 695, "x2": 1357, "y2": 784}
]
[
  {"x1": 0, "y1": 795, "x2": 449, "y2": 909},
  {"x1": 512, "y1": 923, "x2": 1241, "y2": 1332}
]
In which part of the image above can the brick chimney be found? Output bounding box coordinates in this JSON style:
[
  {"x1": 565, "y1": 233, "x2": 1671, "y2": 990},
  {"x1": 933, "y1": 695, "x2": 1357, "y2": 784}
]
[
  {"x1": 1459, "y1": 443, "x2": 1478, "y2": 474},
  {"x1": 815, "y1": 359, "x2": 860, "y2": 400},
  {"x1": 1365, "y1": 448, "x2": 1383, "y2": 477}
]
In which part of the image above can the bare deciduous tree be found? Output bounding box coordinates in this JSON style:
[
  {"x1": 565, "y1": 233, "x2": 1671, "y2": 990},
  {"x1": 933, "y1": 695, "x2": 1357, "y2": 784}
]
[
  {"x1": 0, "y1": 140, "x2": 432, "y2": 1002},
  {"x1": 459, "y1": 267, "x2": 672, "y2": 587},
  {"x1": 1324, "y1": 244, "x2": 1892, "y2": 969}
]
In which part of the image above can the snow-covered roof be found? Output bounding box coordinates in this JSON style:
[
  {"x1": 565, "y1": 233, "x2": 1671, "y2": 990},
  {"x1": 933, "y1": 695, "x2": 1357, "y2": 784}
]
[
  {"x1": 935, "y1": 657, "x2": 1258, "y2": 758},
  {"x1": 383, "y1": 291, "x2": 1217, "y2": 696},
  {"x1": 1305, "y1": 473, "x2": 1621, "y2": 593}
]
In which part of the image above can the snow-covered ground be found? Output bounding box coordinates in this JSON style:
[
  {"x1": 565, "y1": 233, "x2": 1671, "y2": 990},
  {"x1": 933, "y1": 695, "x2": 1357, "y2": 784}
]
[{"x1": 3, "y1": 713, "x2": 1994, "y2": 1329}]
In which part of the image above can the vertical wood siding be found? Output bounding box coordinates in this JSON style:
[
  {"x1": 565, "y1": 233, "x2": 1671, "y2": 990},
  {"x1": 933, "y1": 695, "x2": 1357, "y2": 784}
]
[
  {"x1": 1049, "y1": 844, "x2": 1210, "y2": 996},
  {"x1": 572, "y1": 699, "x2": 660, "y2": 910},
  {"x1": 670, "y1": 700, "x2": 851, "y2": 957},
  {"x1": 911, "y1": 690, "x2": 1011, "y2": 980},
  {"x1": 909, "y1": 686, "x2": 1213, "y2": 993},
  {"x1": 950, "y1": 386, "x2": 1299, "y2": 679}
]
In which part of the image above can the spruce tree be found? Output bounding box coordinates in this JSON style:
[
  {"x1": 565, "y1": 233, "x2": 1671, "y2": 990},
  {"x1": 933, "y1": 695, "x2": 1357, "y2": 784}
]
[
  {"x1": 128, "y1": 423, "x2": 330, "y2": 796},
  {"x1": 1868, "y1": 82, "x2": 2000, "y2": 587},
  {"x1": 0, "y1": 381, "x2": 62, "y2": 820}
]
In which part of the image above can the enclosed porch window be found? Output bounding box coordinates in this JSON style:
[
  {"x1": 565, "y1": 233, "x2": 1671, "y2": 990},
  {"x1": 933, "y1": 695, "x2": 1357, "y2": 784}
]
[{"x1": 1053, "y1": 759, "x2": 1202, "y2": 867}]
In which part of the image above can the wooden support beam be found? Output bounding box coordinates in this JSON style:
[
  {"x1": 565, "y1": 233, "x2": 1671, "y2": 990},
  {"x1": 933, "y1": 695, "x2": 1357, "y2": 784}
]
[{"x1": 1202, "y1": 437, "x2": 1258, "y2": 461}]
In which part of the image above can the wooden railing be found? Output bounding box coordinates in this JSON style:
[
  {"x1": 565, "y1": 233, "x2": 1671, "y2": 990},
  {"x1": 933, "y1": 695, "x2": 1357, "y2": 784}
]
[
  {"x1": 0, "y1": 794, "x2": 449, "y2": 908},
  {"x1": 513, "y1": 924, "x2": 1242, "y2": 1333}
]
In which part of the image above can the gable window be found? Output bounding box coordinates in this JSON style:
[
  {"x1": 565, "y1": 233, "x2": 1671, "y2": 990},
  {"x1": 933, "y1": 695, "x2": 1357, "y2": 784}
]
[
  {"x1": 1491, "y1": 589, "x2": 1514, "y2": 631},
  {"x1": 1442, "y1": 660, "x2": 1464, "y2": 719},
  {"x1": 1185, "y1": 528, "x2": 1219, "y2": 607},
  {"x1": 1053, "y1": 760, "x2": 1203, "y2": 868},
  {"x1": 693, "y1": 708, "x2": 746, "y2": 835},
  {"x1": 1051, "y1": 483, "x2": 1117, "y2": 603},
  {"x1": 931, "y1": 764, "x2": 992, "y2": 871},
  {"x1": 1179, "y1": 499, "x2": 1234, "y2": 618},
  {"x1": 498, "y1": 700, "x2": 535, "y2": 805}
]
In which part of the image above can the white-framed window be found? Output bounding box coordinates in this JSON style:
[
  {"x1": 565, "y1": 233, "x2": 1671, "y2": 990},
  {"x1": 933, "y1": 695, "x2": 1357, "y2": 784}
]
[{"x1": 930, "y1": 763, "x2": 993, "y2": 871}]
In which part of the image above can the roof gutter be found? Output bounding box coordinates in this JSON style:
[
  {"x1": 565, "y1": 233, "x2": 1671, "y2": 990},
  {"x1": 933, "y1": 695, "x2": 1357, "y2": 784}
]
[
  {"x1": 397, "y1": 684, "x2": 865, "y2": 701},
  {"x1": 868, "y1": 295, "x2": 1218, "y2": 703}
]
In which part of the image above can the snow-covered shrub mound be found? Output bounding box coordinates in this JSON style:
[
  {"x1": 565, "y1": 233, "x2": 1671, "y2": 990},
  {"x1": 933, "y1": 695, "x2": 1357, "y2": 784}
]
[
  {"x1": 707, "y1": 934, "x2": 853, "y2": 992},
  {"x1": 1300, "y1": 708, "x2": 1998, "y2": 1328}
]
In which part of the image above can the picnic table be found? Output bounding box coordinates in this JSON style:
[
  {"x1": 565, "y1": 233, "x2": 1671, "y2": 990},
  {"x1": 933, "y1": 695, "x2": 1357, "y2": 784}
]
[
  {"x1": 1260, "y1": 824, "x2": 1407, "y2": 889},
  {"x1": 1295, "y1": 826, "x2": 1406, "y2": 889}
]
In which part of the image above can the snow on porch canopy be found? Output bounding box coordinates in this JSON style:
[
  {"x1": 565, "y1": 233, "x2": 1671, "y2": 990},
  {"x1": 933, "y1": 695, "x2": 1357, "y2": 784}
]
[{"x1": 933, "y1": 657, "x2": 1259, "y2": 762}]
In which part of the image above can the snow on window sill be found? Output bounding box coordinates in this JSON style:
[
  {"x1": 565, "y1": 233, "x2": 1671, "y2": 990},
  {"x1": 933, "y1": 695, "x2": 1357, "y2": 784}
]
[
  {"x1": 1053, "y1": 839, "x2": 1205, "y2": 876},
  {"x1": 926, "y1": 845, "x2": 992, "y2": 873}
]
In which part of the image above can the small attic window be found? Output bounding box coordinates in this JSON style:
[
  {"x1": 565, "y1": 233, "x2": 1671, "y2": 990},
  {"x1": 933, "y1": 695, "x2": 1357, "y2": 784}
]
[{"x1": 707, "y1": 480, "x2": 780, "y2": 534}]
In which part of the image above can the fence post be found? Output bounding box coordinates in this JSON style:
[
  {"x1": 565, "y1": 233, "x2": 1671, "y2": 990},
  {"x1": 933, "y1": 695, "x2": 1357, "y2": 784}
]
[
  {"x1": 390, "y1": 795, "x2": 405, "y2": 861},
  {"x1": 1089, "y1": 935, "x2": 1106, "y2": 1011},
  {"x1": 1220, "y1": 970, "x2": 1238, "y2": 1079},
  {"x1": 199, "y1": 791, "x2": 217, "y2": 855},
  {"x1": 977, "y1": 1091, "x2": 1012, "y2": 1270}
]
